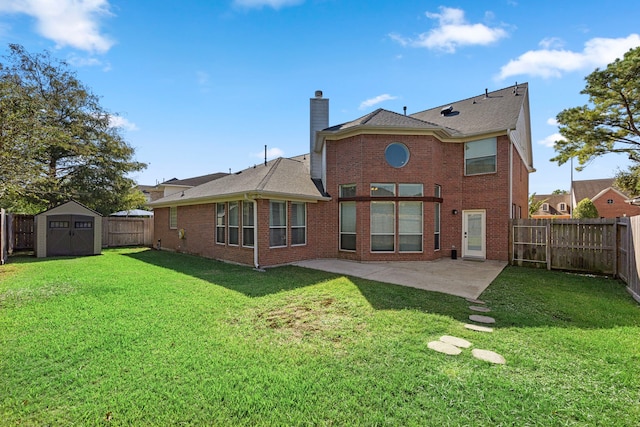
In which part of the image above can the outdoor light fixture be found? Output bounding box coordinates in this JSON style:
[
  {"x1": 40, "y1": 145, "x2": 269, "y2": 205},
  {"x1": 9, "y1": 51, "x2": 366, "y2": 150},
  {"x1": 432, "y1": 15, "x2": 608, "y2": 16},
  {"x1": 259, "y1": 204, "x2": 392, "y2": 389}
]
[{"x1": 452, "y1": 209, "x2": 458, "y2": 215}]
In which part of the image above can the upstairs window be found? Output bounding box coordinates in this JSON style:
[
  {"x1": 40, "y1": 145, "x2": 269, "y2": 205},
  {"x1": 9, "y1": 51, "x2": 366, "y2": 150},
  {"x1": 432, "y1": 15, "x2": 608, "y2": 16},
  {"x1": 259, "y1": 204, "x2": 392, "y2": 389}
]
[
  {"x1": 465, "y1": 137, "x2": 497, "y2": 175},
  {"x1": 371, "y1": 183, "x2": 395, "y2": 197},
  {"x1": 542, "y1": 203, "x2": 549, "y2": 212},
  {"x1": 339, "y1": 184, "x2": 356, "y2": 198},
  {"x1": 398, "y1": 183, "x2": 423, "y2": 197}
]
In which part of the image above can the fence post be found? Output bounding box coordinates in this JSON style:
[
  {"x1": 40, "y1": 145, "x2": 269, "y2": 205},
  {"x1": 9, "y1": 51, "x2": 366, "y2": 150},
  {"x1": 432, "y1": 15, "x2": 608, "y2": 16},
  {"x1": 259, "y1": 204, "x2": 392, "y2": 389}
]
[
  {"x1": 546, "y1": 222, "x2": 551, "y2": 270},
  {"x1": 1, "y1": 208, "x2": 5, "y2": 265}
]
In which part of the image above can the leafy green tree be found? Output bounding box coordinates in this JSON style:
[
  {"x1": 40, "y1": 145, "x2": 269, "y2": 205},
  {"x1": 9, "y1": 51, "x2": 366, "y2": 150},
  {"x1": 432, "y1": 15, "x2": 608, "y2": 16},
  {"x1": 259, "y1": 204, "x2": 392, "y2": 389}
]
[
  {"x1": 552, "y1": 189, "x2": 568, "y2": 195},
  {"x1": 552, "y1": 46, "x2": 640, "y2": 195},
  {"x1": 0, "y1": 44, "x2": 146, "y2": 214},
  {"x1": 528, "y1": 193, "x2": 547, "y2": 217},
  {"x1": 573, "y1": 198, "x2": 599, "y2": 219}
]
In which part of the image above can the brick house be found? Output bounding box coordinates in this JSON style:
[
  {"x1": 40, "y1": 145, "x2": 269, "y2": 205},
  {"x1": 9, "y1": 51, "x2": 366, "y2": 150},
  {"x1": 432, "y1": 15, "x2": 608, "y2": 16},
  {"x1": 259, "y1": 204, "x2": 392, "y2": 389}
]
[
  {"x1": 572, "y1": 178, "x2": 640, "y2": 218},
  {"x1": 149, "y1": 83, "x2": 533, "y2": 267}
]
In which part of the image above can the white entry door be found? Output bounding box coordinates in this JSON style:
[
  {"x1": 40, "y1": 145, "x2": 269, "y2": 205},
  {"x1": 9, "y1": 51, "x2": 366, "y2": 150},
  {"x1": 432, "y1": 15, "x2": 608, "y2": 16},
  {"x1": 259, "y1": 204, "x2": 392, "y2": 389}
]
[{"x1": 462, "y1": 210, "x2": 486, "y2": 259}]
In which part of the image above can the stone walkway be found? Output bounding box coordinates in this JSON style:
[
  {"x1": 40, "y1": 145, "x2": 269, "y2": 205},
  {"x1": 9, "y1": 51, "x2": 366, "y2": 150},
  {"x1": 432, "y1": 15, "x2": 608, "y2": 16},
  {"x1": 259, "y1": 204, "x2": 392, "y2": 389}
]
[{"x1": 427, "y1": 297, "x2": 506, "y2": 364}]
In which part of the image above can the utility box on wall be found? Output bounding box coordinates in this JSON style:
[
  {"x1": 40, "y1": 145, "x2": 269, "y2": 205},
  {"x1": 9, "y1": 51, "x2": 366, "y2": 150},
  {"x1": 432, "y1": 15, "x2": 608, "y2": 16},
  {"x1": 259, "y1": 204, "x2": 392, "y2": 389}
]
[{"x1": 34, "y1": 200, "x2": 103, "y2": 258}]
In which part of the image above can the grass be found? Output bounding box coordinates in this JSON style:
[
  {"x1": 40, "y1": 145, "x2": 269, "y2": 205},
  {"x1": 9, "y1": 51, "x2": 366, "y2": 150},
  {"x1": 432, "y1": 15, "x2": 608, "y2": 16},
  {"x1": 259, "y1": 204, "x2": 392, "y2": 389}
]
[{"x1": 1, "y1": 248, "x2": 639, "y2": 426}]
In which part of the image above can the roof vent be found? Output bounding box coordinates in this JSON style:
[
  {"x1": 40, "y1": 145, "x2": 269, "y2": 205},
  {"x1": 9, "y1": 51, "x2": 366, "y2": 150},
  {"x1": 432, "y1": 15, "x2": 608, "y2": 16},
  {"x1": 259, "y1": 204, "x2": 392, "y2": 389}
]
[
  {"x1": 484, "y1": 88, "x2": 489, "y2": 99},
  {"x1": 440, "y1": 105, "x2": 454, "y2": 116},
  {"x1": 314, "y1": 90, "x2": 323, "y2": 98}
]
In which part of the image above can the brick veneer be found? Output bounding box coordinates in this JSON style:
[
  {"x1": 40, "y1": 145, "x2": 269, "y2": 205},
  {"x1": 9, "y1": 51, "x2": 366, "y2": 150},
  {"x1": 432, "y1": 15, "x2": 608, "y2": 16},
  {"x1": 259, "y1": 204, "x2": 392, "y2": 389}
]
[{"x1": 154, "y1": 133, "x2": 529, "y2": 266}]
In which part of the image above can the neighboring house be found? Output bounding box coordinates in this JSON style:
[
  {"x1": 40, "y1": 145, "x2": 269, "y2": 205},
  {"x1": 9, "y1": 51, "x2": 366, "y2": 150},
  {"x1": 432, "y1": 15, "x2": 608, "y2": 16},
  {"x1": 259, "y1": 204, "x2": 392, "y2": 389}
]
[
  {"x1": 531, "y1": 194, "x2": 571, "y2": 219},
  {"x1": 149, "y1": 83, "x2": 533, "y2": 267},
  {"x1": 138, "y1": 173, "x2": 229, "y2": 203},
  {"x1": 137, "y1": 185, "x2": 164, "y2": 203},
  {"x1": 572, "y1": 178, "x2": 640, "y2": 218}
]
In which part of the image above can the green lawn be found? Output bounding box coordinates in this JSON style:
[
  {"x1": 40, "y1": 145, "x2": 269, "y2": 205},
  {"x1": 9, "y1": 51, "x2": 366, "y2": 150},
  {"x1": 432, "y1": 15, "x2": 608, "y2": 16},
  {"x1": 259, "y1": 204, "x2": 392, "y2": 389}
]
[{"x1": 1, "y1": 248, "x2": 639, "y2": 426}]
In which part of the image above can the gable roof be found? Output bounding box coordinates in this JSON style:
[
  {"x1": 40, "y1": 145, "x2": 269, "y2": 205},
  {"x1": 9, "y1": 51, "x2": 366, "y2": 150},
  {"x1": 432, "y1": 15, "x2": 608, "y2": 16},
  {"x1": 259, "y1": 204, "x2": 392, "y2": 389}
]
[
  {"x1": 410, "y1": 83, "x2": 529, "y2": 137},
  {"x1": 325, "y1": 108, "x2": 446, "y2": 132},
  {"x1": 149, "y1": 155, "x2": 330, "y2": 208},
  {"x1": 35, "y1": 200, "x2": 102, "y2": 217},
  {"x1": 572, "y1": 178, "x2": 631, "y2": 203}
]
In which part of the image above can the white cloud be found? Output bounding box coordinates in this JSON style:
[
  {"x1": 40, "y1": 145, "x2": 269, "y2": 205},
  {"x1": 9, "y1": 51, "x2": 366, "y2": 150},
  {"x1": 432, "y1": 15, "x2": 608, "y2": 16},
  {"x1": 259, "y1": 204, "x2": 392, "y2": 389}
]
[
  {"x1": 498, "y1": 34, "x2": 640, "y2": 80},
  {"x1": 538, "y1": 133, "x2": 565, "y2": 148},
  {"x1": 359, "y1": 94, "x2": 398, "y2": 110},
  {"x1": 252, "y1": 147, "x2": 284, "y2": 159},
  {"x1": 390, "y1": 7, "x2": 508, "y2": 53},
  {"x1": 546, "y1": 117, "x2": 558, "y2": 126},
  {"x1": 109, "y1": 116, "x2": 139, "y2": 131},
  {"x1": 233, "y1": 0, "x2": 303, "y2": 9},
  {"x1": 0, "y1": 0, "x2": 114, "y2": 53}
]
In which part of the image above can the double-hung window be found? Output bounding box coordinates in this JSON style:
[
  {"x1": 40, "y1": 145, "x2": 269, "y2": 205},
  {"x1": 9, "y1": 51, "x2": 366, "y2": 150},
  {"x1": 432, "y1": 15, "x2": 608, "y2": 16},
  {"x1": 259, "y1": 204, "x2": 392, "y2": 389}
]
[
  {"x1": 291, "y1": 202, "x2": 306, "y2": 245},
  {"x1": 243, "y1": 202, "x2": 254, "y2": 247},
  {"x1": 465, "y1": 137, "x2": 497, "y2": 175},
  {"x1": 339, "y1": 184, "x2": 357, "y2": 251},
  {"x1": 228, "y1": 202, "x2": 239, "y2": 245},
  {"x1": 216, "y1": 203, "x2": 225, "y2": 244},
  {"x1": 399, "y1": 202, "x2": 422, "y2": 252},
  {"x1": 371, "y1": 202, "x2": 395, "y2": 252},
  {"x1": 269, "y1": 201, "x2": 287, "y2": 247},
  {"x1": 169, "y1": 206, "x2": 177, "y2": 229}
]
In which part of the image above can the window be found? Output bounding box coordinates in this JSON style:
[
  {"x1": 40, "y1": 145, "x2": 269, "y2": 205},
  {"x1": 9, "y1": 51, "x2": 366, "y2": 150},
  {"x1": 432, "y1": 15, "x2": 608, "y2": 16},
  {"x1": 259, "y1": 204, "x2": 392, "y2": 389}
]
[
  {"x1": 340, "y1": 202, "x2": 356, "y2": 251},
  {"x1": 542, "y1": 203, "x2": 549, "y2": 212},
  {"x1": 607, "y1": 199, "x2": 614, "y2": 204},
  {"x1": 399, "y1": 202, "x2": 423, "y2": 252},
  {"x1": 75, "y1": 221, "x2": 92, "y2": 229},
  {"x1": 465, "y1": 137, "x2": 497, "y2": 175},
  {"x1": 559, "y1": 203, "x2": 567, "y2": 212},
  {"x1": 399, "y1": 183, "x2": 423, "y2": 197},
  {"x1": 228, "y1": 202, "x2": 239, "y2": 245},
  {"x1": 270, "y1": 201, "x2": 287, "y2": 247},
  {"x1": 169, "y1": 206, "x2": 177, "y2": 229},
  {"x1": 371, "y1": 183, "x2": 395, "y2": 197},
  {"x1": 243, "y1": 202, "x2": 254, "y2": 247},
  {"x1": 291, "y1": 202, "x2": 306, "y2": 245},
  {"x1": 339, "y1": 184, "x2": 356, "y2": 198},
  {"x1": 216, "y1": 203, "x2": 225, "y2": 244},
  {"x1": 435, "y1": 185, "x2": 441, "y2": 250},
  {"x1": 385, "y1": 142, "x2": 410, "y2": 168},
  {"x1": 49, "y1": 221, "x2": 69, "y2": 229},
  {"x1": 371, "y1": 201, "x2": 395, "y2": 252}
]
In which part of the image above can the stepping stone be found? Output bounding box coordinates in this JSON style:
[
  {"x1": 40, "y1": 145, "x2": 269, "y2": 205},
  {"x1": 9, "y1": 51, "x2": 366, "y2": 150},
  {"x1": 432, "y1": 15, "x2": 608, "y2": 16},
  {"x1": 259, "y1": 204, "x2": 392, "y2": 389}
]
[
  {"x1": 440, "y1": 335, "x2": 472, "y2": 349},
  {"x1": 466, "y1": 298, "x2": 486, "y2": 305},
  {"x1": 464, "y1": 323, "x2": 493, "y2": 333},
  {"x1": 469, "y1": 314, "x2": 495, "y2": 324},
  {"x1": 469, "y1": 305, "x2": 491, "y2": 313},
  {"x1": 472, "y1": 349, "x2": 506, "y2": 364},
  {"x1": 428, "y1": 341, "x2": 462, "y2": 355}
]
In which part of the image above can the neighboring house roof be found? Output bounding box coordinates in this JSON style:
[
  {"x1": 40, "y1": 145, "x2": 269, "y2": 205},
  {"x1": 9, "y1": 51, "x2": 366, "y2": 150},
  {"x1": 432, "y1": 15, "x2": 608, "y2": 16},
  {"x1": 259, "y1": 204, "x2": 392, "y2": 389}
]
[
  {"x1": 149, "y1": 155, "x2": 330, "y2": 208},
  {"x1": 159, "y1": 172, "x2": 229, "y2": 188},
  {"x1": 531, "y1": 194, "x2": 570, "y2": 216},
  {"x1": 110, "y1": 209, "x2": 154, "y2": 217},
  {"x1": 572, "y1": 178, "x2": 630, "y2": 204}
]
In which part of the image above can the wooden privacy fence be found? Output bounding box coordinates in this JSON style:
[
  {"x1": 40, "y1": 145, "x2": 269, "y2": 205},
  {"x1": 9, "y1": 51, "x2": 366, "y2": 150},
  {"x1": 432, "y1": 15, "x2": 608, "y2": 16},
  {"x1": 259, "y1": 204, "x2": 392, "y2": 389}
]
[
  {"x1": 511, "y1": 218, "x2": 640, "y2": 303},
  {"x1": 102, "y1": 217, "x2": 154, "y2": 248}
]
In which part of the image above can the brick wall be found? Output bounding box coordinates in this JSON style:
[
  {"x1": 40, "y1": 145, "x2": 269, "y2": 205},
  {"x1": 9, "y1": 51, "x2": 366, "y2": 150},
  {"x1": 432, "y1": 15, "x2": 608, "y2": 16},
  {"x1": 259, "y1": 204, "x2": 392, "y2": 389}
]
[{"x1": 593, "y1": 189, "x2": 640, "y2": 218}]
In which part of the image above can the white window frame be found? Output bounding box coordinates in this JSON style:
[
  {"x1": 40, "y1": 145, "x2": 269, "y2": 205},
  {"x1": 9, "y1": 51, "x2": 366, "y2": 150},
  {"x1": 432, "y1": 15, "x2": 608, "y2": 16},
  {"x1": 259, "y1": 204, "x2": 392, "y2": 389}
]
[
  {"x1": 169, "y1": 206, "x2": 177, "y2": 229},
  {"x1": 216, "y1": 203, "x2": 226, "y2": 244},
  {"x1": 228, "y1": 201, "x2": 239, "y2": 246},
  {"x1": 464, "y1": 137, "x2": 497, "y2": 176},
  {"x1": 242, "y1": 201, "x2": 254, "y2": 247},
  {"x1": 542, "y1": 203, "x2": 549, "y2": 212},
  {"x1": 559, "y1": 203, "x2": 567, "y2": 212},
  {"x1": 371, "y1": 201, "x2": 395, "y2": 252},
  {"x1": 399, "y1": 201, "x2": 423, "y2": 252},
  {"x1": 269, "y1": 200, "x2": 287, "y2": 248},
  {"x1": 339, "y1": 201, "x2": 356, "y2": 251},
  {"x1": 291, "y1": 202, "x2": 306, "y2": 246}
]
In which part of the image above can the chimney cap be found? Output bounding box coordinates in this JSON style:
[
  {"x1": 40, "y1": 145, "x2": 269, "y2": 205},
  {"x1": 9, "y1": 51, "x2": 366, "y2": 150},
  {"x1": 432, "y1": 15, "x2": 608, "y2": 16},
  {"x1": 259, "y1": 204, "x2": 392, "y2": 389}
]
[{"x1": 314, "y1": 90, "x2": 323, "y2": 98}]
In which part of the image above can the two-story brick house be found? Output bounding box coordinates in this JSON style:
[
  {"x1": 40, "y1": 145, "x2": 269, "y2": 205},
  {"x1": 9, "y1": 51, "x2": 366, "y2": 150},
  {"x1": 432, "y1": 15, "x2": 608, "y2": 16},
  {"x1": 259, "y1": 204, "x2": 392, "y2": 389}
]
[{"x1": 149, "y1": 83, "x2": 533, "y2": 267}]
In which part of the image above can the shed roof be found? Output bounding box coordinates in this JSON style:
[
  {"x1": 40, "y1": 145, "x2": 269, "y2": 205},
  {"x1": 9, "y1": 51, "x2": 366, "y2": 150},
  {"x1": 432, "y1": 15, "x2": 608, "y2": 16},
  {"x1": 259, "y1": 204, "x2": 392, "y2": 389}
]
[{"x1": 149, "y1": 155, "x2": 329, "y2": 207}]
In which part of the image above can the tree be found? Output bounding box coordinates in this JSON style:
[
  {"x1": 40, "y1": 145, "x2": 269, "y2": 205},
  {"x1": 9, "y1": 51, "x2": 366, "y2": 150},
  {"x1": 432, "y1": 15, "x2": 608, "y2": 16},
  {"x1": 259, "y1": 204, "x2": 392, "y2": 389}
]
[
  {"x1": 528, "y1": 193, "x2": 547, "y2": 217},
  {"x1": 552, "y1": 189, "x2": 568, "y2": 195},
  {"x1": 573, "y1": 198, "x2": 599, "y2": 219},
  {"x1": 552, "y1": 46, "x2": 640, "y2": 194},
  {"x1": 0, "y1": 44, "x2": 146, "y2": 214}
]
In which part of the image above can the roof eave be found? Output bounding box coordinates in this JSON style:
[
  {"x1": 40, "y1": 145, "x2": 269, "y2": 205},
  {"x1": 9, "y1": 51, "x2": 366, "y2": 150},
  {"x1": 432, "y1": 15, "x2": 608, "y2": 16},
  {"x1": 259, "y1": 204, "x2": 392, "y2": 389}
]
[{"x1": 148, "y1": 190, "x2": 331, "y2": 208}]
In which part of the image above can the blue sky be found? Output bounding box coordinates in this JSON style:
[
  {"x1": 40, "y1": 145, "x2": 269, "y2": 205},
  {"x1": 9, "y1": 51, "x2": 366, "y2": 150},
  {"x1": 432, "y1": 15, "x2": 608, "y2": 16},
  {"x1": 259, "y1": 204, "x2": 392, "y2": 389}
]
[{"x1": 1, "y1": 0, "x2": 639, "y2": 195}]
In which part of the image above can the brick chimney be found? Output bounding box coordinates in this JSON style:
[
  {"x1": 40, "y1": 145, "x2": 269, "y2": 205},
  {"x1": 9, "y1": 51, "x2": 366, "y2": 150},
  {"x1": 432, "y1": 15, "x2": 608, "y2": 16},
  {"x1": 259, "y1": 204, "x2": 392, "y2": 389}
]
[{"x1": 310, "y1": 90, "x2": 328, "y2": 180}]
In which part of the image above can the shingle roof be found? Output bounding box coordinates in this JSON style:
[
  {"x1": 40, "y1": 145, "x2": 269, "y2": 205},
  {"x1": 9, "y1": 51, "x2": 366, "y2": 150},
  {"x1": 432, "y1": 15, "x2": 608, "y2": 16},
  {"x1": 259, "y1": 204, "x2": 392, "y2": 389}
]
[
  {"x1": 149, "y1": 155, "x2": 329, "y2": 207},
  {"x1": 409, "y1": 83, "x2": 528, "y2": 136},
  {"x1": 572, "y1": 178, "x2": 626, "y2": 202},
  {"x1": 160, "y1": 172, "x2": 229, "y2": 187},
  {"x1": 325, "y1": 108, "x2": 444, "y2": 132}
]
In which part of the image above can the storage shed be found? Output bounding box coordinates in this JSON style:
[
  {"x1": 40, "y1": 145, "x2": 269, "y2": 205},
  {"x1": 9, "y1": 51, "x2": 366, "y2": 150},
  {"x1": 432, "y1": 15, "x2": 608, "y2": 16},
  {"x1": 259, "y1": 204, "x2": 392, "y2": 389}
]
[{"x1": 34, "y1": 200, "x2": 102, "y2": 258}]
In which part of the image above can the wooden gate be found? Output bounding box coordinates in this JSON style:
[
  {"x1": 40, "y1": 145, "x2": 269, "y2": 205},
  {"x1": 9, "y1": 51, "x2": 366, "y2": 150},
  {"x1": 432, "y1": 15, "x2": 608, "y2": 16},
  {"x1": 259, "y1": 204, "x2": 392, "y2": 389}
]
[{"x1": 11, "y1": 214, "x2": 34, "y2": 251}]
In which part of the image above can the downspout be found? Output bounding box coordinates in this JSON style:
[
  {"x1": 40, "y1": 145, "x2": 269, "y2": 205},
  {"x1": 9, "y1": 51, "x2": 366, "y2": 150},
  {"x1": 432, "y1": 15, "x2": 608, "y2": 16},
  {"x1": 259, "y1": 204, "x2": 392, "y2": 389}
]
[
  {"x1": 508, "y1": 129, "x2": 513, "y2": 219},
  {"x1": 244, "y1": 193, "x2": 259, "y2": 268}
]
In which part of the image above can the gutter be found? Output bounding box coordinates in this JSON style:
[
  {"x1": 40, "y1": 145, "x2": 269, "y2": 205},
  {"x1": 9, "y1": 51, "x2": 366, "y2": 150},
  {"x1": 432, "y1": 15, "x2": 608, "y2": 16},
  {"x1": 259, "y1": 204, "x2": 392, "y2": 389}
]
[{"x1": 508, "y1": 128, "x2": 513, "y2": 219}]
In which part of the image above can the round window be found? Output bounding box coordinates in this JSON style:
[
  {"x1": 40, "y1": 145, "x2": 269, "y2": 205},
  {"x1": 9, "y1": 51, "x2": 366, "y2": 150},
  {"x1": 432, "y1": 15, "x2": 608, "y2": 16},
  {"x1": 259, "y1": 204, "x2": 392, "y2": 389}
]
[{"x1": 385, "y1": 142, "x2": 410, "y2": 168}]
